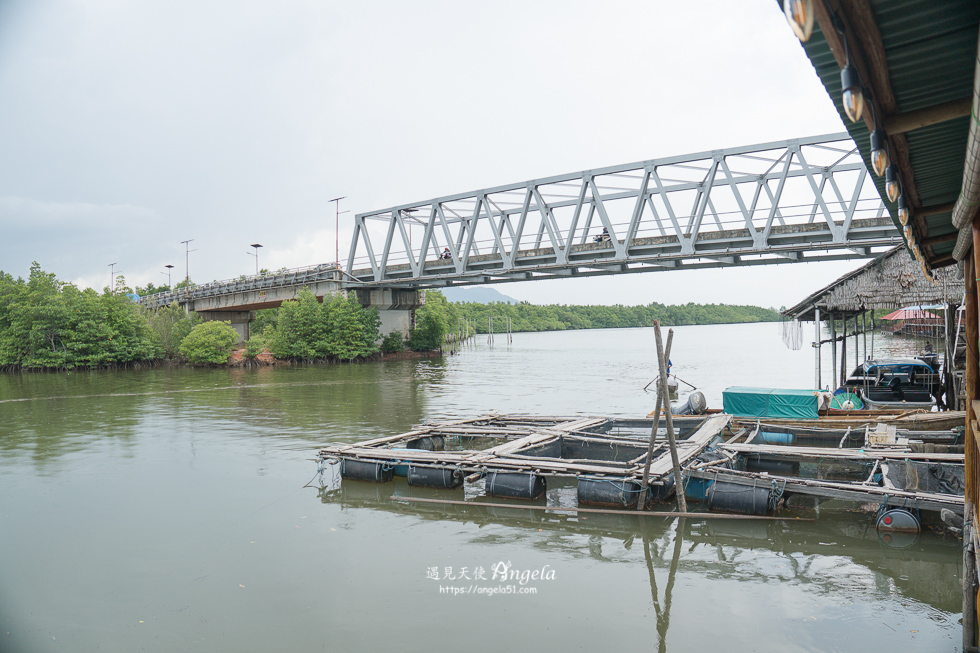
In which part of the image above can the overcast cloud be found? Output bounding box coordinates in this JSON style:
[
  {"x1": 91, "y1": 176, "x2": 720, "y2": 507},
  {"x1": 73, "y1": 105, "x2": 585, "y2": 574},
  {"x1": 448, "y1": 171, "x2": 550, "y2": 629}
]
[{"x1": 0, "y1": 0, "x2": 863, "y2": 308}]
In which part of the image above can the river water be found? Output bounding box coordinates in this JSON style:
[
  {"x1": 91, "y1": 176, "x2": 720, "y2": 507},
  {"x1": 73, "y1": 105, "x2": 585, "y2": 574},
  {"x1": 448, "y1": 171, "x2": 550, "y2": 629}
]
[{"x1": 0, "y1": 323, "x2": 961, "y2": 652}]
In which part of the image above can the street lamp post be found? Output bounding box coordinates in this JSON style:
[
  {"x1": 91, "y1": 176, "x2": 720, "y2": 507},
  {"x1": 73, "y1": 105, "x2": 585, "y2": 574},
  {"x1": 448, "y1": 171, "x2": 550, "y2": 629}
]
[
  {"x1": 108, "y1": 262, "x2": 118, "y2": 293},
  {"x1": 162, "y1": 264, "x2": 175, "y2": 290},
  {"x1": 247, "y1": 243, "x2": 263, "y2": 276},
  {"x1": 180, "y1": 239, "x2": 197, "y2": 299},
  {"x1": 328, "y1": 196, "x2": 347, "y2": 268}
]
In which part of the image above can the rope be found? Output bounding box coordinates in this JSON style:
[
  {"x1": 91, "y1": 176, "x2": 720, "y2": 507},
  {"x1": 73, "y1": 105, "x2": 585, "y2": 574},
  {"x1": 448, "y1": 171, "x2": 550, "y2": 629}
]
[
  {"x1": 877, "y1": 493, "x2": 891, "y2": 521},
  {"x1": 768, "y1": 478, "x2": 786, "y2": 512}
]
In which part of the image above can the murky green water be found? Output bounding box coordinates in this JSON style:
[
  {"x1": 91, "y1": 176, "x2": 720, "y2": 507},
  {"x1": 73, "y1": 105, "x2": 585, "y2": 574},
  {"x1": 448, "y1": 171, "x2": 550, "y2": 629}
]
[{"x1": 0, "y1": 324, "x2": 961, "y2": 652}]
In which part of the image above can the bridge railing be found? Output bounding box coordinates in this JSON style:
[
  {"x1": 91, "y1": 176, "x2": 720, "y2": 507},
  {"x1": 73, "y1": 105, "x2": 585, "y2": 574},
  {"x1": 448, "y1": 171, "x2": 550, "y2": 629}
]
[
  {"x1": 344, "y1": 133, "x2": 901, "y2": 287},
  {"x1": 139, "y1": 262, "x2": 342, "y2": 309}
]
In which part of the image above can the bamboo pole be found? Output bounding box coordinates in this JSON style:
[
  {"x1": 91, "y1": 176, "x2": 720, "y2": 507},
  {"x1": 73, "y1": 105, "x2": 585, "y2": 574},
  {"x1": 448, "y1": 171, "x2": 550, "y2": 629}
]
[
  {"x1": 654, "y1": 322, "x2": 687, "y2": 513},
  {"x1": 637, "y1": 330, "x2": 673, "y2": 510}
]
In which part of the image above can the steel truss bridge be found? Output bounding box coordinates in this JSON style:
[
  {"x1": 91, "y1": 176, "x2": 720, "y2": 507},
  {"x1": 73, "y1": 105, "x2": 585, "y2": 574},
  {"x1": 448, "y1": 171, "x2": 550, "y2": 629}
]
[{"x1": 345, "y1": 133, "x2": 901, "y2": 288}]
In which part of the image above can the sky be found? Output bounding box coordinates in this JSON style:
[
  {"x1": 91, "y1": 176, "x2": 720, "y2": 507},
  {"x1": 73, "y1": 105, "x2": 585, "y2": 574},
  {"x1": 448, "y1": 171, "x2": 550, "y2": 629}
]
[{"x1": 0, "y1": 0, "x2": 868, "y2": 309}]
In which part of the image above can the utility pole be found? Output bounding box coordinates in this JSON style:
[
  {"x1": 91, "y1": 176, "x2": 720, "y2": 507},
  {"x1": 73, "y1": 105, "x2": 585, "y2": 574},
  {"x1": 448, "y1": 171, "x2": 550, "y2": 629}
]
[
  {"x1": 247, "y1": 243, "x2": 263, "y2": 275},
  {"x1": 162, "y1": 264, "x2": 174, "y2": 290},
  {"x1": 108, "y1": 262, "x2": 118, "y2": 293},
  {"x1": 328, "y1": 196, "x2": 347, "y2": 268}
]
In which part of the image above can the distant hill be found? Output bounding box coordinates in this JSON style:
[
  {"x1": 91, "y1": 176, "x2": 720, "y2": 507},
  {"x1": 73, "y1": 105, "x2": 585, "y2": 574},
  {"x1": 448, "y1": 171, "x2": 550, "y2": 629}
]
[{"x1": 441, "y1": 286, "x2": 519, "y2": 304}]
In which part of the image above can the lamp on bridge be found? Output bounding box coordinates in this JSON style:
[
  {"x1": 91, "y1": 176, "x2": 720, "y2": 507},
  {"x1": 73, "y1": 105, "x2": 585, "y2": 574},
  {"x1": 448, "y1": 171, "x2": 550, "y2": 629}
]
[
  {"x1": 783, "y1": 0, "x2": 814, "y2": 42},
  {"x1": 247, "y1": 243, "x2": 263, "y2": 276},
  {"x1": 162, "y1": 264, "x2": 175, "y2": 290}
]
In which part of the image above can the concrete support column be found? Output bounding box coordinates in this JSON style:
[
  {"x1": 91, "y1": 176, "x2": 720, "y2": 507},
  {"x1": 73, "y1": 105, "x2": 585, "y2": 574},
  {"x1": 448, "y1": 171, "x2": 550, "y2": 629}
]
[
  {"x1": 354, "y1": 288, "x2": 425, "y2": 339},
  {"x1": 197, "y1": 310, "x2": 256, "y2": 343}
]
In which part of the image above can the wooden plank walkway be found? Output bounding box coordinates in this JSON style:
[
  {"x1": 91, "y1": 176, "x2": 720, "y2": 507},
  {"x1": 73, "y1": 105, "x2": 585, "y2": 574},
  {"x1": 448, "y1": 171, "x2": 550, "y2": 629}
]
[{"x1": 317, "y1": 413, "x2": 731, "y2": 481}]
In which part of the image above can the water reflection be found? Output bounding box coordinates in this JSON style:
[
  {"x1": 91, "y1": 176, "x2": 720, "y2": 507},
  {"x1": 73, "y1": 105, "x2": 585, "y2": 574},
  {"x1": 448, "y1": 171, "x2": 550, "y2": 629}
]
[{"x1": 318, "y1": 475, "x2": 961, "y2": 621}]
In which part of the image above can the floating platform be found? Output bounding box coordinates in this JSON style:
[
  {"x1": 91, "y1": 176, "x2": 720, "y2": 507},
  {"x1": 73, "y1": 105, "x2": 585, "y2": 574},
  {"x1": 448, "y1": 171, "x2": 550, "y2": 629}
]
[
  {"x1": 317, "y1": 413, "x2": 732, "y2": 505},
  {"x1": 316, "y1": 412, "x2": 965, "y2": 525}
]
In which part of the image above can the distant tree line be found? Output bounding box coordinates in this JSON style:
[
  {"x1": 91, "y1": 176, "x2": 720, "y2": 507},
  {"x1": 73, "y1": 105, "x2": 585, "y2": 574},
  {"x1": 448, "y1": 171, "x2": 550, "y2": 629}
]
[
  {"x1": 448, "y1": 299, "x2": 781, "y2": 333},
  {"x1": 0, "y1": 264, "x2": 781, "y2": 372}
]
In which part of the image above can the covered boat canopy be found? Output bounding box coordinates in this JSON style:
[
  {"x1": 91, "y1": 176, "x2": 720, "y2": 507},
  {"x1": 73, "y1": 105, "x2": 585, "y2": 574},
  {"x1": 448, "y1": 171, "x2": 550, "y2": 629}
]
[
  {"x1": 862, "y1": 358, "x2": 936, "y2": 375},
  {"x1": 722, "y1": 387, "x2": 818, "y2": 420}
]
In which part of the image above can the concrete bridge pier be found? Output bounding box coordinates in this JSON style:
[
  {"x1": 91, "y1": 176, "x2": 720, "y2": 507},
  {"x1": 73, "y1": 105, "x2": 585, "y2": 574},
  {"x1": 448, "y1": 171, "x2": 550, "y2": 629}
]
[
  {"x1": 197, "y1": 311, "x2": 257, "y2": 342},
  {"x1": 184, "y1": 284, "x2": 423, "y2": 344},
  {"x1": 354, "y1": 288, "x2": 425, "y2": 339}
]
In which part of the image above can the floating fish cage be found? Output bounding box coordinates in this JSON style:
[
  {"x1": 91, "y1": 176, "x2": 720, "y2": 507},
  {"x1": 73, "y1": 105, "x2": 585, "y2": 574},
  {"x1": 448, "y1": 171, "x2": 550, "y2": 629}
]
[{"x1": 317, "y1": 413, "x2": 732, "y2": 506}]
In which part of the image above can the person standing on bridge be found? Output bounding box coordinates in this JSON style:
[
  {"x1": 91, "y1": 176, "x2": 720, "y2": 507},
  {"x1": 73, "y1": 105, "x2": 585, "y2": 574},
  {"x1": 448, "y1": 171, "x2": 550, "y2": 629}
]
[{"x1": 441, "y1": 247, "x2": 452, "y2": 260}]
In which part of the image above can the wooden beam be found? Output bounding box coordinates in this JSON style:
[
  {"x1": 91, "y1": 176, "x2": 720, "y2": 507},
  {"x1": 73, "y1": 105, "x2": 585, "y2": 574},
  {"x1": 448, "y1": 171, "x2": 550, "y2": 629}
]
[
  {"x1": 920, "y1": 202, "x2": 958, "y2": 218},
  {"x1": 885, "y1": 98, "x2": 973, "y2": 135},
  {"x1": 923, "y1": 232, "x2": 959, "y2": 246}
]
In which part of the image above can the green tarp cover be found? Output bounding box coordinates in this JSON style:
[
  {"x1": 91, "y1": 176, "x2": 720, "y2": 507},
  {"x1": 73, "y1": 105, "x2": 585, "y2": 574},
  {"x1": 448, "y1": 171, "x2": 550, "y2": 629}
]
[{"x1": 723, "y1": 387, "x2": 818, "y2": 419}]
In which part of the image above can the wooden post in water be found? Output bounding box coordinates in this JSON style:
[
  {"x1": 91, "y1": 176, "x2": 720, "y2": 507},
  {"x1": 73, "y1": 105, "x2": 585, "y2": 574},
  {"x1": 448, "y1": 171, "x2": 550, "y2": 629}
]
[
  {"x1": 654, "y1": 322, "x2": 687, "y2": 513},
  {"x1": 814, "y1": 307, "x2": 821, "y2": 389},
  {"x1": 637, "y1": 329, "x2": 673, "y2": 510},
  {"x1": 839, "y1": 316, "x2": 847, "y2": 388},
  {"x1": 965, "y1": 246, "x2": 980, "y2": 651},
  {"x1": 830, "y1": 313, "x2": 837, "y2": 390}
]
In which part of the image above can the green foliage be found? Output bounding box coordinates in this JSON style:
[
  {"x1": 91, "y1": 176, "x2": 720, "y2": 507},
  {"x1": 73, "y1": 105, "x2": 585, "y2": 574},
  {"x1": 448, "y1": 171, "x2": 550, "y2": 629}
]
[
  {"x1": 407, "y1": 290, "x2": 455, "y2": 351},
  {"x1": 251, "y1": 308, "x2": 278, "y2": 334},
  {"x1": 178, "y1": 321, "x2": 240, "y2": 364},
  {"x1": 381, "y1": 331, "x2": 405, "y2": 353},
  {"x1": 266, "y1": 289, "x2": 329, "y2": 359},
  {"x1": 0, "y1": 263, "x2": 163, "y2": 370},
  {"x1": 169, "y1": 309, "x2": 203, "y2": 354},
  {"x1": 243, "y1": 335, "x2": 265, "y2": 360},
  {"x1": 265, "y1": 289, "x2": 381, "y2": 362},
  {"x1": 135, "y1": 282, "x2": 170, "y2": 296}
]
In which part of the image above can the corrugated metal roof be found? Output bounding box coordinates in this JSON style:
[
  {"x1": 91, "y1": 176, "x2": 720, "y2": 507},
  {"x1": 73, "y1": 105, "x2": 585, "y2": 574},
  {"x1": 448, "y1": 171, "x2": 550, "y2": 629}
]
[{"x1": 785, "y1": 0, "x2": 979, "y2": 268}]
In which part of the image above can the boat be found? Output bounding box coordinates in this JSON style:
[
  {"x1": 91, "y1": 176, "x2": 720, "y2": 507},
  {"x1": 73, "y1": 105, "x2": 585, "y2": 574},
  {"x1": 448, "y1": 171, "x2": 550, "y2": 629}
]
[{"x1": 841, "y1": 358, "x2": 938, "y2": 411}]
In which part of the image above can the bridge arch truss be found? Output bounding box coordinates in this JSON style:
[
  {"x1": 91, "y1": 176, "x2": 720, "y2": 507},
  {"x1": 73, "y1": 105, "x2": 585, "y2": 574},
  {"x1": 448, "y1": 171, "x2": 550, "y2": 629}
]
[{"x1": 346, "y1": 133, "x2": 901, "y2": 288}]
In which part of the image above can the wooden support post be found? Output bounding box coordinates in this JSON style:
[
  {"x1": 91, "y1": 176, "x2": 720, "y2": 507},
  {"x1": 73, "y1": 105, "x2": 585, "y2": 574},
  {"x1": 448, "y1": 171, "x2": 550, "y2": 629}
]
[
  {"x1": 637, "y1": 329, "x2": 674, "y2": 510},
  {"x1": 653, "y1": 322, "x2": 687, "y2": 513},
  {"x1": 839, "y1": 315, "x2": 847, "y2": 388},
  {"x1": 862, "y1": 310, "x2": 868, "y2": 362},
  {"x1": 831, "y1": 313, "x2": 837, "y2": 390},
  {"x1": 965, "y1": 230, "x2": 980, "y2": 652},
  {"x1": 844, "y1": 313, "x2": 861, "y2": 370},
  {"x1": 871, "y1": 309, "x2": 875, "y2": 359},
  {"x1": 814, "y1": 307, "x2": 822, "y2": 389},
  {"x1": 947, "y1": 303, "x2": 957, "y2": 410},
  {"x1": 964, "y1": 505, "x2": 977, "y2": 653},
  {"x1": 969, "y1": 246, "x2": 979, "y2": 507}
]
